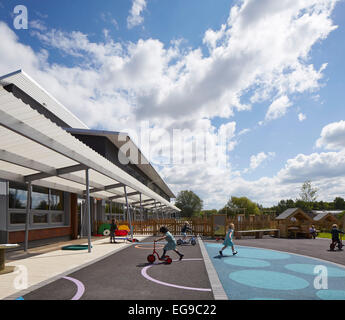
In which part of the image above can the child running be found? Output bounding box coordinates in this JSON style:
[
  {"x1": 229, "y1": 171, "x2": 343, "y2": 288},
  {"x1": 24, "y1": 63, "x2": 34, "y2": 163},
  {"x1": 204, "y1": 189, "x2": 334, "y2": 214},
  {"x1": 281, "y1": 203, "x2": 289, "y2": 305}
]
[
  {"x1": 154, "y1": 226, "x2": 184, "y2": 260},
  {"x1": 219, "y1": 223, "x2": 238, "y2": 256}
]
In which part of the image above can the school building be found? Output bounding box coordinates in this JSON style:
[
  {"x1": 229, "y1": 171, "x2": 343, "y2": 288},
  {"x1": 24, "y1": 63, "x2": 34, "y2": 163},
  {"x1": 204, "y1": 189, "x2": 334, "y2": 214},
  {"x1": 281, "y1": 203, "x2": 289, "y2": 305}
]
[{"x1": 0, "y1": 70, "x2": 180, "y2": 248}]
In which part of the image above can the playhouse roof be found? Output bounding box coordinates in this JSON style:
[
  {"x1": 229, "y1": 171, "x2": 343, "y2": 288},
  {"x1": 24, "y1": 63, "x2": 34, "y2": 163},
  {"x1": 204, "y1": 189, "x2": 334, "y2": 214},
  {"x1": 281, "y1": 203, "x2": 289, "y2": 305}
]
[
  {"x1": 276, "y1": 208, "x2": 312, "y2": 221},
  {"x1": 313, "y1": 212, "x2": 338, "y2": 222}
]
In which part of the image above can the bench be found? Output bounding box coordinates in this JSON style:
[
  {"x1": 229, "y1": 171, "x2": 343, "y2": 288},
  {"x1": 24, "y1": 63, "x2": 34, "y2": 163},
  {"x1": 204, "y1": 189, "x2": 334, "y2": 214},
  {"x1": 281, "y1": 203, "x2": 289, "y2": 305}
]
[
  {"x1": 235, "y1": 229, "x2": 280, "y2": 240},
  {"x1": 287, "y1": 228, "x2": 320, "y2": 239}
]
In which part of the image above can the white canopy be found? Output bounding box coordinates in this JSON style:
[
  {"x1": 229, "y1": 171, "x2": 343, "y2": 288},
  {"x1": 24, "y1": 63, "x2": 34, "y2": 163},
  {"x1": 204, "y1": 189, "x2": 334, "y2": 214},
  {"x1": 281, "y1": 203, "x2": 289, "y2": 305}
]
[{"x1": 0, "y1": 86, "x2": 180, "y2": 212}]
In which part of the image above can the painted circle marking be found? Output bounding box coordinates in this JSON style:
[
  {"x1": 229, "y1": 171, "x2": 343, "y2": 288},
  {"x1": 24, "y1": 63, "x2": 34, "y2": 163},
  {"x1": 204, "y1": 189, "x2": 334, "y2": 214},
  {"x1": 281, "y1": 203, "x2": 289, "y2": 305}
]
[
  {"x1": 316, "y1": 290, "x2": 345, "y2": 300},
  {"x1": 135, "y1": 244, "x2": 164, "y2": 249},
  {"x1": 223, "y1": 257, "x2": 271, "y2": 268},
  {"x1": 63, "y1": 276, "x2": 85, "y2": 300},
  {"x1": 206, "y1": 243, "x2": 290, "y2": 260},
  {"x1": 285, "y1": 264, "x2": 345, "y2": 277},
  {"x1": 141, "y1": 258, "x2": 212, "y2": 292},
  {"x1": 228, "y1": 270, "x2": 309, "y2": 290}
]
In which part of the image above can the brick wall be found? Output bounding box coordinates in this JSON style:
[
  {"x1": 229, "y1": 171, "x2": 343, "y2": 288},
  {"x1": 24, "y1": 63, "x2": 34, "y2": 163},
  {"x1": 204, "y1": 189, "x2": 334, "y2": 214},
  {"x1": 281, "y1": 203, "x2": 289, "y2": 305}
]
[{"x1": 9, "y1": 226, "x2": 72, "y2": 243}]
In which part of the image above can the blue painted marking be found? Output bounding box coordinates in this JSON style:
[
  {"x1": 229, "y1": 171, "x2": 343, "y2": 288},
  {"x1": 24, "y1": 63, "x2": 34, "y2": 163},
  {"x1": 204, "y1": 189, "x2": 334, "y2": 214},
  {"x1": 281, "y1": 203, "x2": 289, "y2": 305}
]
[
  {"x1": 223, "y1": 257, "x2": 271, "y2": 268},
  {"x1": 205, "y1": 242, "x2": 345, "y2": 299},
  {"x1": 206, "y1": 243, "x2": 223, "y2": 248},
  {"x1": 285, "y1": 264, "x2": 345, "y2": 277},
  {"x1": 16, "y1": 296, "x2": 24, "y2": 300},
  {"x1": 248, "y1": 297, "x2": 283, "y2": 300},
  {"x1": 206, "y1": 243, "x2": 290, "y2": 260},
  {"x1": 234, "y1": 247, "x2": 291, "y2": 260},
  {"x1": 316, "y1": 290, "x2": 345, "y2": 300},
  {"x1": 229, "y1": 270, "x2": 309, "y2": 290}
]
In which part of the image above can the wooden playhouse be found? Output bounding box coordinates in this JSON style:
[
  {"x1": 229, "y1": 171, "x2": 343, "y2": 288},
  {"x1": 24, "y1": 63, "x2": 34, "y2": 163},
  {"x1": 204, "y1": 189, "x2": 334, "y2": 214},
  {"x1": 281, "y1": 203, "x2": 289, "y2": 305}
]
[
  {"x1": 275, "y1": 208, "x2": 313, "y2": 238},
  {"x1": 313, "y1": 212, "x2": 340, "y2": 231}
]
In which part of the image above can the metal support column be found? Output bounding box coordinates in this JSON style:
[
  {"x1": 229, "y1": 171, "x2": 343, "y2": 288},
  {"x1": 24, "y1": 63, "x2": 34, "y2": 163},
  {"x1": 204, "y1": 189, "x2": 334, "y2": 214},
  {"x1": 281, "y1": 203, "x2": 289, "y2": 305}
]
[
  {"x1": 139, "y1": 193, "x2": 143, "y2": 221},
  {"x1": 124, "y1": 186, "x2": 133, "y2": 241},
  {"x1": 24, "y1": 181, "x2": 32, "y2": 252},
  {"x1": 85, "y1": 168, "x2": 92, "y2": 253}
]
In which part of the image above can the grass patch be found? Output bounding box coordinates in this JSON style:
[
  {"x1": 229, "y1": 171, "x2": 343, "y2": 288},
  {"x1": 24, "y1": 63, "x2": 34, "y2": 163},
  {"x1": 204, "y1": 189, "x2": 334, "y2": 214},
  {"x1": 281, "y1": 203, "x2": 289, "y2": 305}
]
[{"x1": 317, "y1": 232, "x2": 332, "y2": 239}]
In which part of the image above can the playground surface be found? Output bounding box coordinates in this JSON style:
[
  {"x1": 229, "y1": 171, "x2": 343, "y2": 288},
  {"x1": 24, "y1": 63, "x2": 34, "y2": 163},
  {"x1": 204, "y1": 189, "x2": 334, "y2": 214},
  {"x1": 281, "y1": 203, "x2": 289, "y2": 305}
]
[
  {"x1": 6, "y1": 236, "x2": 213, "y2": 300},
  {"x1": 204, "y1": 240, "x2": 345, "y2": 300},
  {"x1": 1, "y1": 236, "x2": 345, "y2": 301}
]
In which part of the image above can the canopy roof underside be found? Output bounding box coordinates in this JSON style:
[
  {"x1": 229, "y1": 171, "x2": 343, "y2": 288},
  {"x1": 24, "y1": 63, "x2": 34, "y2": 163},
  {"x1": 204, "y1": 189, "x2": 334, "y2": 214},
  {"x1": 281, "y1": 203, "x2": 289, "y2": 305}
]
[{"x1": 0, "y1": 87, "x2": 179, "y2": 212}]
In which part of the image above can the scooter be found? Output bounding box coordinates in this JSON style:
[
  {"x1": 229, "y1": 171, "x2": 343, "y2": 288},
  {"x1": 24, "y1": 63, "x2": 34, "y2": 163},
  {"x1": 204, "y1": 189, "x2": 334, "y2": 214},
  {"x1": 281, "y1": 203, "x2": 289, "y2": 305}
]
[
  {"x1": 177, "y1": 235, "x2": 196, "y2": 246},
  {"x1": 147, "y1": 240, "x2": 172, "y2": 264}
]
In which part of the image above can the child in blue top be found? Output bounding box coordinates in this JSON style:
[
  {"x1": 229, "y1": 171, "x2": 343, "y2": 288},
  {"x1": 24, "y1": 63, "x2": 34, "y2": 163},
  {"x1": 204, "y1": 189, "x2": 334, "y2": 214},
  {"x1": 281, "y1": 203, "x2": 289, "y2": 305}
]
[
  {"x1": 219, "y1": 223, "x2": 238, "y2": 256},
  {"x1": 155, "y1": 226, "x2": 184, "y2": 260}
]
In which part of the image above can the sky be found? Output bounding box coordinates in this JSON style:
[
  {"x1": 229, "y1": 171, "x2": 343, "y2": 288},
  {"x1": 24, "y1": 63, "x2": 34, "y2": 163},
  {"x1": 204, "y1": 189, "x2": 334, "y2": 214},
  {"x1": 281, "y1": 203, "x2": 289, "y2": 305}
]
[{"x1": 0, "y1": 0, "x2": 345, "y2": 209}]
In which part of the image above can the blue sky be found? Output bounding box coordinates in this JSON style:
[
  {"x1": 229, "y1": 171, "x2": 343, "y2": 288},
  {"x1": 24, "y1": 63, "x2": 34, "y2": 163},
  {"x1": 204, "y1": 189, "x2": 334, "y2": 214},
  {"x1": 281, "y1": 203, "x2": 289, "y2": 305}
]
[{"x1": 1, "y1": 0, "x2": 345, "y2": 209}]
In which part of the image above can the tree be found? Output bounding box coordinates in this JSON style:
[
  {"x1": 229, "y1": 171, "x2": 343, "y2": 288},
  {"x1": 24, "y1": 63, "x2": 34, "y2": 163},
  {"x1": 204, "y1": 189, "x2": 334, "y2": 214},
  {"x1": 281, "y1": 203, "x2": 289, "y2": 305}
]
[
  {"x1": 334, "y1": 197, "x2": 345, "y2": 210},
  {"x1": 274, "y1": 199, "x2": 296, "y2": 214},
  {"x1": 226, "y1": 196, "x2": 261, "y2": 216},
  {"x1": 200, "y1": 209, "x2": 218, "y2": 218},
  {"x1": 175, "y1": 190, "x2": 203, "y2": 217},
  {"x1": 297, "y1": 180, "x2": 318, "y2": 212},
  {"x1": 299, "y1": 180, "x2": 318, "y2": 202}
]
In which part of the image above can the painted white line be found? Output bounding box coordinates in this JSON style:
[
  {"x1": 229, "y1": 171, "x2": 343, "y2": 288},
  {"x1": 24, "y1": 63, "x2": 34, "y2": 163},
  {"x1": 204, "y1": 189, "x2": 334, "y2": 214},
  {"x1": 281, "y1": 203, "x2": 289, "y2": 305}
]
[
  {"x1": 3, "y1": 236, "x2": 151, "y2": 300},
  {"x1": 63, "y1": 276, "x2": 85, "y2": 300},
  {"x1": 198, "y1": 236, "x2": 228, "y2": 300},
  {"x1": 141, "y1": 258, "x2": 212, "y2": 292}
]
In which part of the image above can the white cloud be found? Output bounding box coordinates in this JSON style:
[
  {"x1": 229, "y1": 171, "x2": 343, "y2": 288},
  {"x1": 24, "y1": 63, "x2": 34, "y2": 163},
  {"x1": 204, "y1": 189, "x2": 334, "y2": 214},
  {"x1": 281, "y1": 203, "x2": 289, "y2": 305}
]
[
  {"x1": 265, "y1": 95, "x2": 292, "y2": 121},
  {"x1": 243, "y1": 151, "x2": 276, "y2": 173},
  {"x1": 127, "y1": 0, "x2": 147, "y2": 29},
  {"x1": 101, "y1": 12, "x2": 119, "y2": 30},
  {"x1": 0, "y1": 0, "x2": 341, "y2": 209},
  {"x1": 316, "y1": 120, "x2": 345, "y2": 150},
  {"x1": 29, "y1": 19, "x2": 47, "y2": 31},
  {"x1": 298, "y1": 113, "x2": 307, "y2": 122},
  {"x1": 238, "y1": 128, "x2": 250, "y2": 136},
  {"x1": 277, "y1": 151, "x2": 345, "y2": 183}
]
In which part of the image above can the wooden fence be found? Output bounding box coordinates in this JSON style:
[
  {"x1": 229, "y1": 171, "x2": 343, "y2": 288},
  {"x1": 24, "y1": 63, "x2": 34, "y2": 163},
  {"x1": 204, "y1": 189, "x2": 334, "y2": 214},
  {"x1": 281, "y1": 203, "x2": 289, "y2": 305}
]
[{"x1": 95, "y1": 214, "x2": 278, "y2": 237}]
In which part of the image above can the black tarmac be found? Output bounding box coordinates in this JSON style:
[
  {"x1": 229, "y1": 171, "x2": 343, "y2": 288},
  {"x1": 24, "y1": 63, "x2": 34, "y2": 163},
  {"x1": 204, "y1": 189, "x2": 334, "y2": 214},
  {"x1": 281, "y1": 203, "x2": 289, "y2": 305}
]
[{"x1": 22, "y1": 236, "x2": 214, "y2": 300}]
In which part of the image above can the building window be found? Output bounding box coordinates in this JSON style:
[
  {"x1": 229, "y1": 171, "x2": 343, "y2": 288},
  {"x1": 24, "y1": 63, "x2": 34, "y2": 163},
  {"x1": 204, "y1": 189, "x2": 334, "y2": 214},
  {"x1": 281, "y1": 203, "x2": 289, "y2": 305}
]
[
  {"x1": 33, "y1": 213, "x2": 48, "y2": 224},
  {"x1": 9, "y1": 183, "x2": 27, "y2": 209},
  {"x1": 10, "y1": 213, "x2": 26, "y2": 224},
  {"x1": 31, "y1": 186, "x2": 49, "y2": 210},
  {"x1": 50, "y1": 190, "x2": 64, "y2": 211},
  {"x1": 8, "y1": 182, "x2": 66, "y2": 227},
  {"x1": 51, "y1": 213, "x2": 64, "y2": 223}
]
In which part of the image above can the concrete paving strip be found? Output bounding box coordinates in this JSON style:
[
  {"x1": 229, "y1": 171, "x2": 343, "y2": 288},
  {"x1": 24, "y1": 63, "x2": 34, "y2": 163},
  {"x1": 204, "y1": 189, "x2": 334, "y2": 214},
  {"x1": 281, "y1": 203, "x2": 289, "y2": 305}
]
[
  {"x1": 198, "y1": 236, "x2": 228, "y2": 300},
  {"x1": 1, "y1": 235, "x2": 150, "y2": 300}
]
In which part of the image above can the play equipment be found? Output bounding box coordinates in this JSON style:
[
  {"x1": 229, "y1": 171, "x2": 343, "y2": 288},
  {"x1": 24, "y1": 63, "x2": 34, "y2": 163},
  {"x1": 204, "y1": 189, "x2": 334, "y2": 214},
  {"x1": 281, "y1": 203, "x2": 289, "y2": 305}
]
[
  {"x1": 118, "y1": 225, "x2": 130, "y2": 231},
  {"x1": 98, "y1": 223, "x2": 130, "y2": 236},
  {"x1": 98, "y1": 223, "x2": 111, "y2": 236},
  {"x1": 61, "y1": 245, "x2": 92, "y2": 250},
  {"x1": 177, "y1": 235, "x2": 196, "y2": 246},
  {"x1": 147, "y1": 241, "x2": 172, "y2": 264}
]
